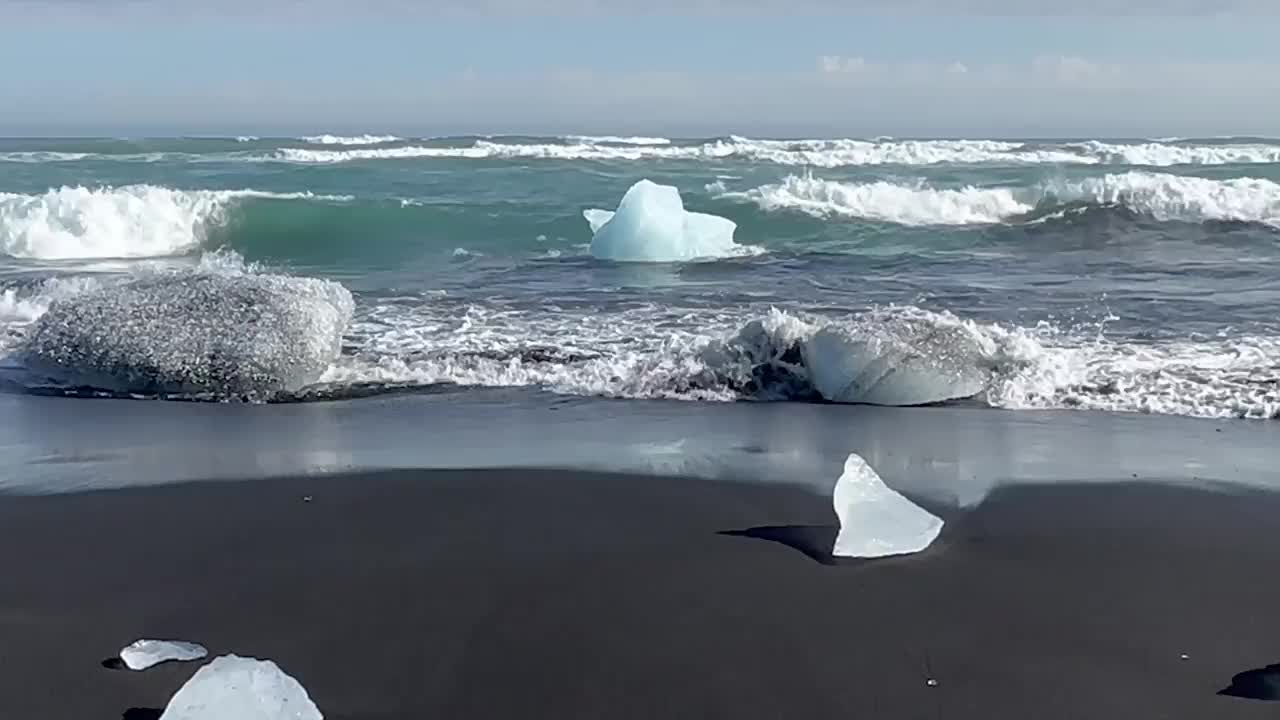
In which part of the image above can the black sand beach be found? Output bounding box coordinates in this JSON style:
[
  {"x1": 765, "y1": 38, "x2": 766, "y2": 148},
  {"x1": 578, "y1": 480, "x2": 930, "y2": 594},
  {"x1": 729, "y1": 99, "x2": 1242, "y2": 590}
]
[{"x1": 4, "y1": 468, "x2": 1280, "y2": 719}]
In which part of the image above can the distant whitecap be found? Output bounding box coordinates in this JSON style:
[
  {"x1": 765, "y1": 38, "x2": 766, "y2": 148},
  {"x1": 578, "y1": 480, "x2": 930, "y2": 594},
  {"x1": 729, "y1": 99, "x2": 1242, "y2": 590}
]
[
  {"x1": 299, "y1": 134, "x2": 402, "y2": 146},
  {"x1": 563, "y1": 134, "x2": 672, "y2": 146}
]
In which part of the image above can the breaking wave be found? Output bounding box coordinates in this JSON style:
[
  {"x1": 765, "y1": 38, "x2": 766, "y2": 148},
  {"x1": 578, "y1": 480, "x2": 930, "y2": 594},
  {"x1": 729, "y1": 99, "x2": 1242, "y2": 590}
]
[
  {"x1": 312, "y1": 304, "x2": 1280, "y2": 419},
  {"x1": 319, "y1": 305, "x2": 1022, "y2": 406},
  {"x1": 0, "y1": 186, "x2": 353, "y2": 260},
  {"x1": 722, "y1": 175, "x2": 1031, "y2": 225},
  {"x1": 722, "y1": 172, "x2": 1280, "y2": 228},
  {"x1": 1046, "y1": 172, "x2": 1280, "y2": 227},
  {"x1": 1068, "y1": 141, "x2": 1280, "y2": 166}
]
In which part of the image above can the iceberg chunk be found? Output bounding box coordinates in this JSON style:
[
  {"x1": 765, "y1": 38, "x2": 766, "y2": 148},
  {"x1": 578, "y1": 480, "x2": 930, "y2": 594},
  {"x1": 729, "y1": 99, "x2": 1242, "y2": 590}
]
[
  {"x1": 159, "y1": 654, "x2": 323, "y2": 720},
  {"x1": 802, "y1": 311, "x2": 991, "y2": 405},
  {"x1": 832, "y1": 453, "x2": 943, "y2": 558},
  {"x1": 120, "y1": 639, "x2": 208, "y2": 671},
  {"x1": 584, "y1": 179, "x2": 744, "y2": 262},
  {"x1": 582, "y1": 208, "x2": 614, "y2": 234},
  {"x1": 22, "y1": 271, "x2": 354, "y2": 398}
]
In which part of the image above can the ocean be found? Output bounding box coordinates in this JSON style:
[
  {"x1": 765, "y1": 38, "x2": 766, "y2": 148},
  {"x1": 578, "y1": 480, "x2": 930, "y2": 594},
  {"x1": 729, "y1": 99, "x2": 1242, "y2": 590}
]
[{"x1": 1, "y1": 133, "x2": 1278, "y2": 424}]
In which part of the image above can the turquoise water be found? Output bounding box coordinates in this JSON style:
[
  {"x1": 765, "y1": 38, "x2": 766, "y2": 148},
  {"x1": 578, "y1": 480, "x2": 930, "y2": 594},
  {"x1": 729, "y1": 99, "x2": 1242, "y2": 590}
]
[{"x1": 1, "y1": 134, "x2": 1278, "y2": 417}]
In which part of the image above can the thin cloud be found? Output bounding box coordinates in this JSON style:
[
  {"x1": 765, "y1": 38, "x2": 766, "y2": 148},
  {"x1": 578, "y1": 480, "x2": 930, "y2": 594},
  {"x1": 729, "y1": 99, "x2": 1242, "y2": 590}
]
[{"x1": 814, "y1": 55, "x2": 1280, "y2": 91}]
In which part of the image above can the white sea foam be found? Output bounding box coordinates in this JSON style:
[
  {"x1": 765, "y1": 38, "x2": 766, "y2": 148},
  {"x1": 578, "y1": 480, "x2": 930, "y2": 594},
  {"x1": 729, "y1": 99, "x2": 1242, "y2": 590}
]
[
  {"x1": 719, "y1": 138, "x2": 1090, "y2": 166},
  {"x1": 0, "y1": 186, "x2": 227, "y2": 259},
  {"x1": 0, "y1": 152, "x2": 93, "y2": 163},
  {"x1": 722, "y1": 172, "x2": 1280, "y2": 227},
  {"x1": 0, "y1": 288, "x2": 49, "y2": 327},
  {"x1": 1072, "y1": 141, "x2": 1280, "y2": 166},
  {"x1": 564, "y1": 135, "x2": 672, "y2": 145},
  {"x1": 235, "y1": 136, "x2": 259, "y2": 143},
  {"x1": 317, "y1": 303, "x2": 1280, "y2": 420},
  {"x1": 7, "y1": 274, "x2": 1269, "y2": 419},
  {"x1": 300, "y1": 134, "x2": 402, "y2": 145},
  {"x1": 227, "y1": 137, "x2": 1280, "y2": 167},
  {"x1": 0, "y1": 276, "x2": 101, "y2": 367},
  {"x1": 6, "y1": 135, "x2": 1280, "y2": 167},
  {"x1": 0, "y1": 186, "x2": 352, "y2": 260},
  {"x1": 269, "y1": 138, "x2": 1087, "y2": 166},
  {"x1": 0, "y1": 278, "x2": 98, "y2": 327},
  {"x1": 989, "y1": 330, "x2": 1280, "y2": 420},
  {"x1": 275, "y1": 146, "x2": 476, "y2": 163},
  {"x1": 0, "y1": 151, "x2": 232, "y2": 164},
  {"x1": 721, "y1": 174, "x2": 1032, "y2": 225},
  {"x1": 267, "y1": 136, "x2": 1280, "y2": 167},
  {"x1": 1049, "y1": 171, "x2": 1280, "y2": 227},
  {"x1": 271, "y1": 142, "x2": 704, "y2": 163}
]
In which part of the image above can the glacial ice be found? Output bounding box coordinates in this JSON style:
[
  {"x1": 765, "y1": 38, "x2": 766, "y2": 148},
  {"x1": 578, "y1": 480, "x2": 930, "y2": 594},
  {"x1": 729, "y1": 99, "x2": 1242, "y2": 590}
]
[
  {"x1": 584, "y1": 179, "x2": 743, "y2": 262},
  {"x1": 158, "y1": 655, "x2": 323, "y2": 720},
  {"x1": 22, "y1": 270, "x2": 354, "y2": 398},
  {"x1": 801, "y1": 313, "x2": 991, "y2": 405},
  {"x1": 120, "y1": 639, "x2": 208, "y2": 671},
  {"x1": 832, "y1": 453, "x2": 944, "y2": 558}
]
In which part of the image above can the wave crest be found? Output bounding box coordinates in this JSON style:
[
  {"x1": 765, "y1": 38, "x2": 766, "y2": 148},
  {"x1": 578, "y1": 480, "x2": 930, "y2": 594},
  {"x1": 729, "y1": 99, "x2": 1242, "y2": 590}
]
[
  {"x1": 722, "y1": 172, "x2": 1280, "y2": 228},
  {"x1": 1047, "y1": 171, "x2": 1280, "y2": 227},
  {"x1": 0, "y1": 186, "x2": 353, "y2": 260},
  {"x1": 720, "y1": 174, "x2": 1032, "y2": 225},
  {"x1": 1069, "y1": 141, "x2": 1280, "y2": 166}
]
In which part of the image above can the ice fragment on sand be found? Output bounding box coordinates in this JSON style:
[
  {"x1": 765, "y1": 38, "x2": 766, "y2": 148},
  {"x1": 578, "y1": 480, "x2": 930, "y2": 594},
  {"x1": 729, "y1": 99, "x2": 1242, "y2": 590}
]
[
  {"x1": 584, "y1": 179, "x2": 745, "y2": 262},
  {"x1": 832, "y1": 453, "x2": 943, "y2": 558},
  {"x1": 120, "y1": 639, "x2": 208, "y2": 671},
  {"x1": 159, "y1": 654, "x2": 323, "y2": 720}
]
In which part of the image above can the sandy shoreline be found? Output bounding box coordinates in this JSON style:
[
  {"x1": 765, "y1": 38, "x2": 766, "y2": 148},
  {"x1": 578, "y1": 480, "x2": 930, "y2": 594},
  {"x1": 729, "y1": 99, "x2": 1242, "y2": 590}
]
[{"x1": 3, "y1": 468, "x2": 1280, "y2": 719}]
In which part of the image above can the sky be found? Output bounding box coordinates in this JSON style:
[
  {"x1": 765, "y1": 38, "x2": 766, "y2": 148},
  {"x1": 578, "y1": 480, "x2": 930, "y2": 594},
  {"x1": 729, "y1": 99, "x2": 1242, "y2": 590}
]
[{"x1": 3, "y1": 1, "x2": 1280, "y2": 137}]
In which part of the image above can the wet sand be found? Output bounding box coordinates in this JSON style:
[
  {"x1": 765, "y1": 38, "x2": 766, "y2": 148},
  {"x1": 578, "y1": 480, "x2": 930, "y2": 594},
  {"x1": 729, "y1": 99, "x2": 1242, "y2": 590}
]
[{"x1": 2, "y1": 469, "x2": 1279, "y2": 719}]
